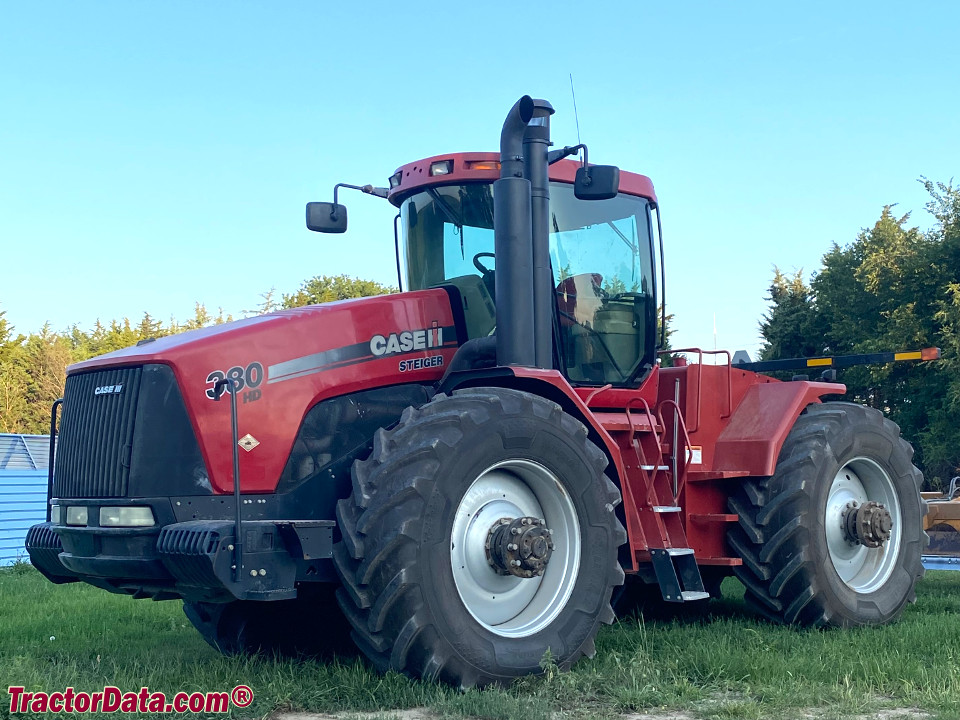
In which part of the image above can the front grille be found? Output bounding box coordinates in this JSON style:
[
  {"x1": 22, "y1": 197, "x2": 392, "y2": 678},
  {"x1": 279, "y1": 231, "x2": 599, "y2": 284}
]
[{"x1": 53, "y1": 367, "x2": 142, "y2": 498}]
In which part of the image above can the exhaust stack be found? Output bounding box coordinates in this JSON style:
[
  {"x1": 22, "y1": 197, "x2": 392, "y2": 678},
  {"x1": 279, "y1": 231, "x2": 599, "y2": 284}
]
[{"x1": 494, "y1": 95, "x2": 554, "y2": 369}]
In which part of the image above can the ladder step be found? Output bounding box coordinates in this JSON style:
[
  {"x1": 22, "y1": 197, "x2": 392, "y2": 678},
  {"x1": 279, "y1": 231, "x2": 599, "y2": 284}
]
[
  {"x1": 653, "y1": 506, "x2": 681, "y2": 513},
  {"x1": 641, "y1": 465, "x2": 670, "y2": 471},
  {"x1": 650, "y1": 547, "x2": 695, "y2": 557},
  {"x1": 650, "y1": 548, "x2": 706, "y2": 603}
]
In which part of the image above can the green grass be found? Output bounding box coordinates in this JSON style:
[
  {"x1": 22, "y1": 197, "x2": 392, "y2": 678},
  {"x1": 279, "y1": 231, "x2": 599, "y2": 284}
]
[{"x1": 2, "y1": 563, "x2": 960, "y2": 719}]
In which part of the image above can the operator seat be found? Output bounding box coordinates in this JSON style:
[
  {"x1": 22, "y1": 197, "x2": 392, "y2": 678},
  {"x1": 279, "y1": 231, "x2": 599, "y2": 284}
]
[{"x1": 556, "y1": 273, "x2": 607, "y2": 382}]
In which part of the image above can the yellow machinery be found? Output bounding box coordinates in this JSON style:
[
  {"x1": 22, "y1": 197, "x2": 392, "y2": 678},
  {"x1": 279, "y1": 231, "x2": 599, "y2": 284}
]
[{"x1": 923, "y1": 477, "x2": 960, "y2": 570}]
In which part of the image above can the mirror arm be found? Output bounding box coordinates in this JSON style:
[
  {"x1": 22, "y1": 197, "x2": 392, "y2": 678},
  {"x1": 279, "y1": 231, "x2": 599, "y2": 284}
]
[
  {"x1": 547, "y1": 143, "x2": 587, "y2": 165},
  {"x1": 330, "y1": 183, "x2": 390, "y2": 219},
  {"x1": 332, "y1": 183, "x2": 361, "y2": 220},
  {"x1": 361, "y1": 185, "x2": 390, "y2": 199},
  {"x1": 552, "y1": 144, "x2": 593, "y2": 184}
]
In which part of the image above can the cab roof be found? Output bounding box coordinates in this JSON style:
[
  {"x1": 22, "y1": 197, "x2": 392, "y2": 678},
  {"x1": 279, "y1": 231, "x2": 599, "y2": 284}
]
[{"x1": 387, "y1": 152, "x2": 657, "y2": 206}]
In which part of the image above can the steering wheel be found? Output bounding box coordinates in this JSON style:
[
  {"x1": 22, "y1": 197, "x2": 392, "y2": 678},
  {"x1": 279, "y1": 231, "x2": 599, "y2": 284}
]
[
  {"x1": 473, "y1": 252, "x2": 495, "y2": 275},
  {"x1": 608, "y1": 291, "x2": 646, "y2": 303},
  {"x1": 473, "y1": 252, "x2": 497, "y2": 301}
]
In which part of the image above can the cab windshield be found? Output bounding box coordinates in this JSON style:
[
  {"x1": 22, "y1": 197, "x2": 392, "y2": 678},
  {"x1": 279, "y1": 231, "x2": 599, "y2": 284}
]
[{"x1": 399, "y1": 182, "x2": 656, "y2": 385}]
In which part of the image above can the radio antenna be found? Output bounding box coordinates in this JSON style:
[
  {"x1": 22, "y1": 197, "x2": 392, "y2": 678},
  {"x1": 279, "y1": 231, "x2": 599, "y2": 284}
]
[{"x1": 569, "y1": 73, "x2": 583, "y2": 161}]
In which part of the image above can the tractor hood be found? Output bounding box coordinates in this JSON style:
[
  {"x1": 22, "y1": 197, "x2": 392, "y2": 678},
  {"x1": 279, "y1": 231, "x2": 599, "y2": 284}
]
[{"x1": 66, "y1": 290, "x2": 459, "y2": 493}]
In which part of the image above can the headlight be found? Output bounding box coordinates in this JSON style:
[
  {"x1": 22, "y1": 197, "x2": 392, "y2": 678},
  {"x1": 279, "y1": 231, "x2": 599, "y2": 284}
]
[
  {"x1": 66, "y1": 506, "x2": 88, "y2": 526},
  {"x1": 99, "y1": 506, "x2": 155, "y2": 528},
  {"x1": 49, "y1": 505, "x2": 60, "y2": 524},
  {"x1": 429, "y1": 160, "x2": 453, "y2": 176}
]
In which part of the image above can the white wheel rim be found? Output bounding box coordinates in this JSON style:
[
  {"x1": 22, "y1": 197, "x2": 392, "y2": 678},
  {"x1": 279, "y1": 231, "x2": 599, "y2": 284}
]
[
  {"x1": 450, "y1": 459, "x2": 581, "y2": 637},
  {"x1": 824, "y1": 457, "x2": 901, "y2": 593}
]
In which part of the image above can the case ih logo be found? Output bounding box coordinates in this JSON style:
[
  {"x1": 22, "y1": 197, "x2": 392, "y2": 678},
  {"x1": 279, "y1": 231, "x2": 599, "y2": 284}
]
[
  {"x1": 370, "y1": 323, "x2": 443, "y2": 357},
  {"x1": 94, "y1": 384, "x2": 123, "y2": 395}
]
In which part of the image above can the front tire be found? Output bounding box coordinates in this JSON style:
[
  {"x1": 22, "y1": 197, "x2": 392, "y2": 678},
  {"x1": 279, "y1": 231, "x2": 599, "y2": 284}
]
[
  {"x1": 332, "y1": 387, "x2": 626, "y2": 687},
  {"x1": 183, "y1": 585, "x2": 351, "y2": 657},
  {"x1": 728, "y1": 401, "x2": 925, "y2": 627}
]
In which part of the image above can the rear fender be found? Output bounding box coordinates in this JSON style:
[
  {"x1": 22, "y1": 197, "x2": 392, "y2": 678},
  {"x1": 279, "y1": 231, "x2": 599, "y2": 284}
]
[{"x1": 714, "y1": 381, "x2": 843, "y2": 476}]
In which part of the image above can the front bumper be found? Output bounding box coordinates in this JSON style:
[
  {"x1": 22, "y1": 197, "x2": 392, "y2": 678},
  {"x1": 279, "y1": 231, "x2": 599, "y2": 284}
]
[
  {"x1": 24, "y1": 523, "x2": 79, "y2": 585},
  {"x1": 26, "y1": 506, "x2": 335, "y2": 602}
]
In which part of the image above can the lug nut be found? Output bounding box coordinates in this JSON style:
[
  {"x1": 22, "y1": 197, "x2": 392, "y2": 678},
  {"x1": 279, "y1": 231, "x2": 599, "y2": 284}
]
[
  {"x1": 512, "y1": 560, "x2": 522, "y2": 567},
  {"x1": 508, "y1": 543, "x2": 518, "y2": 551}
]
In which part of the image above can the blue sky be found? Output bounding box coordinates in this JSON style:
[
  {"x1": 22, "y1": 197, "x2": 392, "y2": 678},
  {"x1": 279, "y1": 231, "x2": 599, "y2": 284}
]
[{"x1": 2, "y1": 1, "x2": 958, "y2": 360}]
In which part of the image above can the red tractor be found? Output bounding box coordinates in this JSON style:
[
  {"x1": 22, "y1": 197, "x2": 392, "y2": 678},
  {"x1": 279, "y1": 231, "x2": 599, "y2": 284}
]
[{"x1": 27, "y1": 96, "x2": 926, "y2": 688}]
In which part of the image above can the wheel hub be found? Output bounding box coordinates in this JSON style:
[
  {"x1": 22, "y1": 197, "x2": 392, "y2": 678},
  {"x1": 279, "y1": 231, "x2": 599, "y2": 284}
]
[
  {"x1": 485, "y1": 516, "x2": 555, "y2": 578},
  {"x1": 841, "y1": 500, "x2": 893, "y2": 548},
  {"x1": 450, "y1": 459, "x2": 581, "y2": 636}
]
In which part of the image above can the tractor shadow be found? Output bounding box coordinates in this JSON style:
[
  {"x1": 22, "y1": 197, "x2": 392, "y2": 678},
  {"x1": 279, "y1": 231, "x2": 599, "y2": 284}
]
[{"x1": 613, "y1": 576, "x2": 758, "y2": 627}]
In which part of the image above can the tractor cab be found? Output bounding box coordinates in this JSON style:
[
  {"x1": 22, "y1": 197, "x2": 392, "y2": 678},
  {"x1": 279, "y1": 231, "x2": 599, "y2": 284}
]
[
  {"x1": 311, "y1": 151, "x2": 662, "y2": 387},
  {"x1": 394, "y1": 160, "x2": 658, "y2": 386}
]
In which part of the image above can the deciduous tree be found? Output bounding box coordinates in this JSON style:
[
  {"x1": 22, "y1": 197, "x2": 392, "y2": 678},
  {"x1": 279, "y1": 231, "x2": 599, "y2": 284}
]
[{"x1": 282, "y1": 275, "x2": 396, "y2": 308}]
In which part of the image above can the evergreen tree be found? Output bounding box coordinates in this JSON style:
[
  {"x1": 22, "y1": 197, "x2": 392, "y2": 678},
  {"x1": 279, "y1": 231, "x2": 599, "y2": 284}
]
[
  {"x1": 760, "y1": 182, "x2": 960, "y2": 485},
  {"x1": 758, "y1": 268, "x2": 822, "y2": 361}
]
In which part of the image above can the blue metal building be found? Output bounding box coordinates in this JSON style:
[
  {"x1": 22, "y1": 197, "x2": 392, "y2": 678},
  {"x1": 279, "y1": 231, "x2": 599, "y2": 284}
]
[{"x1": 0, "y1": 434, "x2": 50, "y2": 566}]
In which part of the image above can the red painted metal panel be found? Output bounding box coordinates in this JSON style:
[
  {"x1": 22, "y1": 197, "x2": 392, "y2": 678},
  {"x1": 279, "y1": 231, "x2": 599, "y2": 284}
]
[
  {"x1": 507, "y1": 367, "x2": 655, "y2": 569},
  {"x1": 387, "y1": 153, "x2": 657, "y2": 205},
  {"x1": 67, "y1": 291, "x2": 458, "y2": 495},
  {"x1": 713, "y1": 380, "x2": 843, "y2": 476}
]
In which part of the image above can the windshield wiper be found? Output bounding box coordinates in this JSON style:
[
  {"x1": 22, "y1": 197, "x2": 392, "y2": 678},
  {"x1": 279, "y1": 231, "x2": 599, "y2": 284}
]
[
  {"x1": 427, "y1": 188, "x2": 465, "y2": 257},
  {"x1": 427, "y1": 188, "x2": 462, "y2": 232},
  {"x1": 605, "y1": 221, "x2": 637, "y2": 254}
]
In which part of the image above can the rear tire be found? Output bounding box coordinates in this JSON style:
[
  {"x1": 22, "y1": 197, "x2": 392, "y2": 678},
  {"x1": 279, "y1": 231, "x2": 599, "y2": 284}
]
[
  {"x1": 332, "y1": 387, "x2": 626, "y2": 687},
  {"x1": 727, "y1": 402, "x2": 925, "y2": 627}
]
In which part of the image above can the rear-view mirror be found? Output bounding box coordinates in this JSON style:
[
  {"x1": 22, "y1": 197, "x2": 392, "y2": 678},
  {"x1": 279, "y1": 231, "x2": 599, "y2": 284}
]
[
  {"x1": 574, "y1": 165, "x2": 620, "y2": 201},
  {"x1": 306, "y1": 202, "x2": 348, "y2": 233}
]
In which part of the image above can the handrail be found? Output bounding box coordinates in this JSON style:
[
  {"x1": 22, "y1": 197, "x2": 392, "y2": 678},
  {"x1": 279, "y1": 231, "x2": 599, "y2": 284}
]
[
  {"x1": 46, "y1": 399, "x2": 63, "y2": 522},
  {"x1": 624, "y1": 396, "x2": 663, "y2": 507},
  {"x1": 583, "y1": 383, "x2": 613, "y2": 407},
  {"x1": 659, "y1": 347, "x2": 733, "y2": 432},
  {"x1": 656, "y1": 398, "x2": 695, "y2": 501}
]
